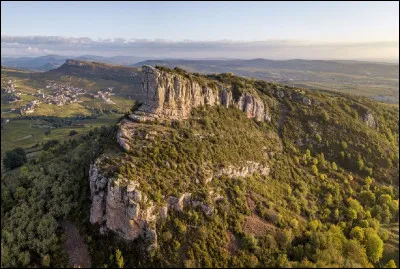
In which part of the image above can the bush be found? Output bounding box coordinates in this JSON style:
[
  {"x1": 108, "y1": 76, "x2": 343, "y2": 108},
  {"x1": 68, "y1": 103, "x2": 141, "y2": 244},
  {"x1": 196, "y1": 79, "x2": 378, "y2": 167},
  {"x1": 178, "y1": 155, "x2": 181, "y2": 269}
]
[
  {"x1": 384, "y1": 260, "x2": 397, "y2": 268},
  {"x1": 42, "y1": 140, "x2": 60, "y2": 151},
  {"x1": 3, "y1": 148, "x2": 27, "y2": 169},
  {"x1": 69, "y1": 130, "x2": 78, "y2": 136}
]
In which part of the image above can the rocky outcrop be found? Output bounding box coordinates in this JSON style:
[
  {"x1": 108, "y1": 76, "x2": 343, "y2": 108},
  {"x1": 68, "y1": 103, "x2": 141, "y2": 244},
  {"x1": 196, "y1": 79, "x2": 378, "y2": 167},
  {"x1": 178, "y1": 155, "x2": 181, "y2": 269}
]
[
  {"x1": 215, "y1": 161, "x2": 270, "y2": 179},
  {"x1": 89, "y1": 156, "x2": 268, "y2": 246},
  {"x1": 237, "y1": 93, "x2": 271, "y2": 121},
  {"x1": 351, "y1": 103, "x2": 378, "y2": 129},
  {"x1": 131, "y1": 65, "x2": 271, "y2": 122},
  {"x1": 89, "y1": 157, "x2": 234, "y2": 249},
  {"x1": 89, "y1": 158, "x2": 158, "y2": 250},
  {"x1": 360, "y1": 110, "x2": 377, "y2": 129},
  {"x1": 167, "y1": 192, "x2": 218, "y2": 216}
]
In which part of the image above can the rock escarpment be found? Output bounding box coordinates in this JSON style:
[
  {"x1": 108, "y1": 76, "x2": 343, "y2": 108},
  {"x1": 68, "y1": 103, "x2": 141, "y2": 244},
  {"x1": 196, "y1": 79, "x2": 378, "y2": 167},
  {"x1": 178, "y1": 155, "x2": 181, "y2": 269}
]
[
  {"x1": 351, "y1": 103, "x2": 378, "y2": 129},
  {"x1": 131, "y1": 65, "x2": 271, "y2": 122},
  {"x1": 89, "y1": 158, "x2": 158, "y2": 249},
  {"x1": 89, "y1": 156, "x2": 270, "y2": 247},
  {"x1": 360, "y1": 110, "x2": 377, "y2": 129}
]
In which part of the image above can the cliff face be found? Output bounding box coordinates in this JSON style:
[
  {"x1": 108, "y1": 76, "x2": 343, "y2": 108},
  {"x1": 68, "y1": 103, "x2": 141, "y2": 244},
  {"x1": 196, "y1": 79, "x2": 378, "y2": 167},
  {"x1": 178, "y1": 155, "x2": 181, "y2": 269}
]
[
  {"x1": 131, "y1": 65, "x2": 271, "y2": 122},
  {"x1": 89, "y1": 154, "x2": 270, "y2": 247},
  {"x1": 89, "y1": 157, "x2": 158, "y2": 249}
]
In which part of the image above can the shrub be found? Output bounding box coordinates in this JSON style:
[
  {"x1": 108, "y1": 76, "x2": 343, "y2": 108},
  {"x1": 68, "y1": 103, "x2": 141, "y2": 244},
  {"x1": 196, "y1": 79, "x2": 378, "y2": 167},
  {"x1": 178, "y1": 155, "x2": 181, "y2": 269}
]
[
  {"x1": 384, "y1": 260, "x2": 397, "y2": 268},
  {"x1": 3, "y1": 148, "x2": 27, "y2": 169},
  {"x1": 364, "y1": 228, "x2": 383, "y2": 263},
  {"x1": 69, "y1": 130, "x2": 78, "y2": 136},
  {"x1": 311, "y1": 164, "x2": 319, "y2": 176},
  {"x1": 42, "y1": 140, "x2": 60, "y2": 151},
  {"x1": 332, "y1": 162, "x2": 338, "y2": 171}
]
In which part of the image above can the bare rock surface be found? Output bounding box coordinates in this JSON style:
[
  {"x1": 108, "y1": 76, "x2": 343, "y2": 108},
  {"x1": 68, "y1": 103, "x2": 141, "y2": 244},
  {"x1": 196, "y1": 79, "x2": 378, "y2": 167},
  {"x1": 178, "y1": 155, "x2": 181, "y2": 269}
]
[{"x1": 131, "y1": 65, "x2": 271, "y2": 122}]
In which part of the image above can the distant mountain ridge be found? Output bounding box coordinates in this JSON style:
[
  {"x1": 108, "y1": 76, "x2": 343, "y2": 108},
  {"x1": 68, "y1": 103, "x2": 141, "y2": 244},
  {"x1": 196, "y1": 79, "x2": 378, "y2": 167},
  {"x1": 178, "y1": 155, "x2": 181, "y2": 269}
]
[
  {"x1": 0, "y1": 55, "x2": 152, "y2": 71},
  {"x1": 133, "y1": 58, "x2": 399, "y2": 78}
]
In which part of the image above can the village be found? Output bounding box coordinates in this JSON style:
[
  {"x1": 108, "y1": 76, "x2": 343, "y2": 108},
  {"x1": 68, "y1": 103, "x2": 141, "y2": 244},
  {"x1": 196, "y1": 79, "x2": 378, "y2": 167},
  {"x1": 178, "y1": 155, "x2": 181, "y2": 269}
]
[
  {"x1": 89, "y1": 87, "x2": 116, "y2": 104},
  {"x1": 43, "y1": 82, "x2": 86, "y2": 106},
  {"x1": 1, "y1": 79, "x2": 118, "y2": 115},
  {"x1": 1, "y1": 79, "x2": 22, "y2": 103}
]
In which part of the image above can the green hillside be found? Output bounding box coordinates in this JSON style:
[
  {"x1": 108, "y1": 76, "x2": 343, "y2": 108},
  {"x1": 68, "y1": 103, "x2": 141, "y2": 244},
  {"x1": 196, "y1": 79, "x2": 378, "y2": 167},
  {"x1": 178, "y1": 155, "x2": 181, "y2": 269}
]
[{"x1": 1, "y1": 68, "x2": 398, "y2": 268}]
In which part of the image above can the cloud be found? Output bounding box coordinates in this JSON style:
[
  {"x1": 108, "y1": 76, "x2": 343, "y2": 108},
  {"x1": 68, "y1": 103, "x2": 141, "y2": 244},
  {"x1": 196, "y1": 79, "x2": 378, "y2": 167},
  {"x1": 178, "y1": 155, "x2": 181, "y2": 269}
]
[{"x1": 1, "y1": 35, "x2": 398, "y2": 60}]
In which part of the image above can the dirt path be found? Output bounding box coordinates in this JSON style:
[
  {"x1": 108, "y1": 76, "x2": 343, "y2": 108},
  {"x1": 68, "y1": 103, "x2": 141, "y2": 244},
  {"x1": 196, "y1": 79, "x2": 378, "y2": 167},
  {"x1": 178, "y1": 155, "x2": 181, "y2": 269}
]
[
  {"x1": 61, "y1": 221, "x2": 92, "y2": 268},
  {"x1": 13, "y1": 134, "x2": 33, "y2": 141}
]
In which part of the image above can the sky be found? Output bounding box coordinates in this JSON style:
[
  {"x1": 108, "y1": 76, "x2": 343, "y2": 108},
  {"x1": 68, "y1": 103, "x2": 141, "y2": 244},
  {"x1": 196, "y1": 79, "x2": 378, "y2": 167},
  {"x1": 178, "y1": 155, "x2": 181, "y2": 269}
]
[{"x1": 1, "y1": 1, "x2": 399, "y2": 60}]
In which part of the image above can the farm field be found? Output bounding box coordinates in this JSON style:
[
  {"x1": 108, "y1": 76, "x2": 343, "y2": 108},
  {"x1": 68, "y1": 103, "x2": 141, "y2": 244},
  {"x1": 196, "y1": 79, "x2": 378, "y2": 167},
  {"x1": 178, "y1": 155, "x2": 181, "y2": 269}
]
[{"x1": 1, "y1": 114, "x2": 122, "y2": 158}]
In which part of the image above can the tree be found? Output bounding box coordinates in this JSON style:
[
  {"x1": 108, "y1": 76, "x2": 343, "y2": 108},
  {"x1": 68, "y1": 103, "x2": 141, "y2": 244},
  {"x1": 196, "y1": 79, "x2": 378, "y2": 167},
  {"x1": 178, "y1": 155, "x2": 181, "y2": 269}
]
[
  {"x1": 305, "y1": 149, "x2": 311, "y2": 160},
  {"x1": 321, "y1": 111, "x2": 329, "y2": 122},
  {"x1": 341, "y1": 141, "x2": 348, "y2": 150},
  {"x1": 311, "y1": 164, "x2": 319, "y2": 176},
  {"x1": 364, "y1": 228, "x2": 383, "y2": 263},
  {"x1": 350, "y1": 226, "x2": 364, "y2": 242},
  {"x1": 347, "y1": 208, "x2": 357, "y2": 220},
  {"x1": 332, "y1": 162, "x2": 337, "y2": 171},
  {"x1": 3, "y1": 148, "x2": 27, "y2": 169},
  {"x1": 384, "y1": 260, "x2": 397, "y2": 268},
  {"x1": 317, "y1": 153, "x2": 326, "y2": 167},
  {"x1": 316, "y1": 134, "x2": 322, "y2": 143},
  {"x1": 42, "y1": 255, "x2": 51, "y2": 267},
  {"x1": 115, "y1": 249, "x2": 124, "y2": 268},
  {"x1": 344, "y1": 240, "x2": 372, "y2": 268},
  {"x1": 359, "y1": 190, "x2": 376, "y2": 207},
  {"x1": 42, "y1": 140, "x2": 59, "y2": 151},
  {"x1": 357, "y1": 158, "x2": 365, "y2": 171}
]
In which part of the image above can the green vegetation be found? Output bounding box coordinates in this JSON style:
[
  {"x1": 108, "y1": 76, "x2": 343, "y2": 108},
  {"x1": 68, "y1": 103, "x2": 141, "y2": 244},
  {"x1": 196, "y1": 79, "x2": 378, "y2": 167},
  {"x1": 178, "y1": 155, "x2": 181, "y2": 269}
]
[
  {"x1": 1, "y1": 68, "x2": 398, "y2": 268},
  {"x1": 1, "y1": 114, "x2": 122, "y2": 159},
  {"x1": 3, "y1": 148, "x2": 27, "y2": 169},
  {"x1": 1, "y1": 126, "x2": 118, "y2": 267}
]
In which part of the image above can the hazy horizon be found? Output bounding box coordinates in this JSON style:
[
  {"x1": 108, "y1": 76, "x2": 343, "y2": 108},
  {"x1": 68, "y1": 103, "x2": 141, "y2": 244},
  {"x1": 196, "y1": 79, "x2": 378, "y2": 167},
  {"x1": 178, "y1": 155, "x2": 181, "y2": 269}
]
[
  {"x1": 1, "y1": 1, "x2": 399, "y2": 61},
  {"x1": 1, "y1": 52, "x2": 399, "y2": 65}
]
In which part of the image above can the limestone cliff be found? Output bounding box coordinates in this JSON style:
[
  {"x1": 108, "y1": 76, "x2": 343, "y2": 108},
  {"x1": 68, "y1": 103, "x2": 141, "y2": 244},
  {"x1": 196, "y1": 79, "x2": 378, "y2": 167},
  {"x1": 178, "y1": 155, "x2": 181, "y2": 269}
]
[
  {"x1": 89, "y1": 157, "x2": 157, "y2": 248},
  {"x1": 131, "y1": 65, "x2": 271, "y2": 122},
  {"x1": 89, "y1": 155, "x2": 270, "y2": 247}
]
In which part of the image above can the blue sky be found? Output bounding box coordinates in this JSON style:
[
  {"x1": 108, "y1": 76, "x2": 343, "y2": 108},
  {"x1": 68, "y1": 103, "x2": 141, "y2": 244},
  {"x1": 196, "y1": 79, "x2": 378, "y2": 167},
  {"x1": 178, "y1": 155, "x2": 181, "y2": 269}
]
[{"x1": 1, "y1": 1, "x2": 399, "y2": 59}]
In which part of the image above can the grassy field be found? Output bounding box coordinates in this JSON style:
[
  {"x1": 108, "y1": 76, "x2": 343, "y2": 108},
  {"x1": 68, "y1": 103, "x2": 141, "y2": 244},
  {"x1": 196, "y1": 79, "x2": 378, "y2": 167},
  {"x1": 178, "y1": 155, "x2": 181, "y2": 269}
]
[{"x1": 1, "y1": 114, "x2": 122, "y2": 158}]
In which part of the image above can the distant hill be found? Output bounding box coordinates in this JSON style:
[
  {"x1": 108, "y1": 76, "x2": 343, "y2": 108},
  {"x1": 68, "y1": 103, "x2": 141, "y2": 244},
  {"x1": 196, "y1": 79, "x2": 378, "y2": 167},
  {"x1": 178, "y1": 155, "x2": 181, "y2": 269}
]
[
  {"x1": 45, "y1": 59, "x2": 141, "y2": 84},
  {"x1": 1, "y1": 55, "x2": 152, "y2": 71}
]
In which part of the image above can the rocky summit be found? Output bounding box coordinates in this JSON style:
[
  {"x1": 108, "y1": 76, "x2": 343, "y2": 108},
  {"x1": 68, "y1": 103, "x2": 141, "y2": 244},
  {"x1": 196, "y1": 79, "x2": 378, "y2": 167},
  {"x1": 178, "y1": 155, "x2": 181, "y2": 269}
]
[{"x1": 131, "y1": 65, "x2": 271, "y2": 122}]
